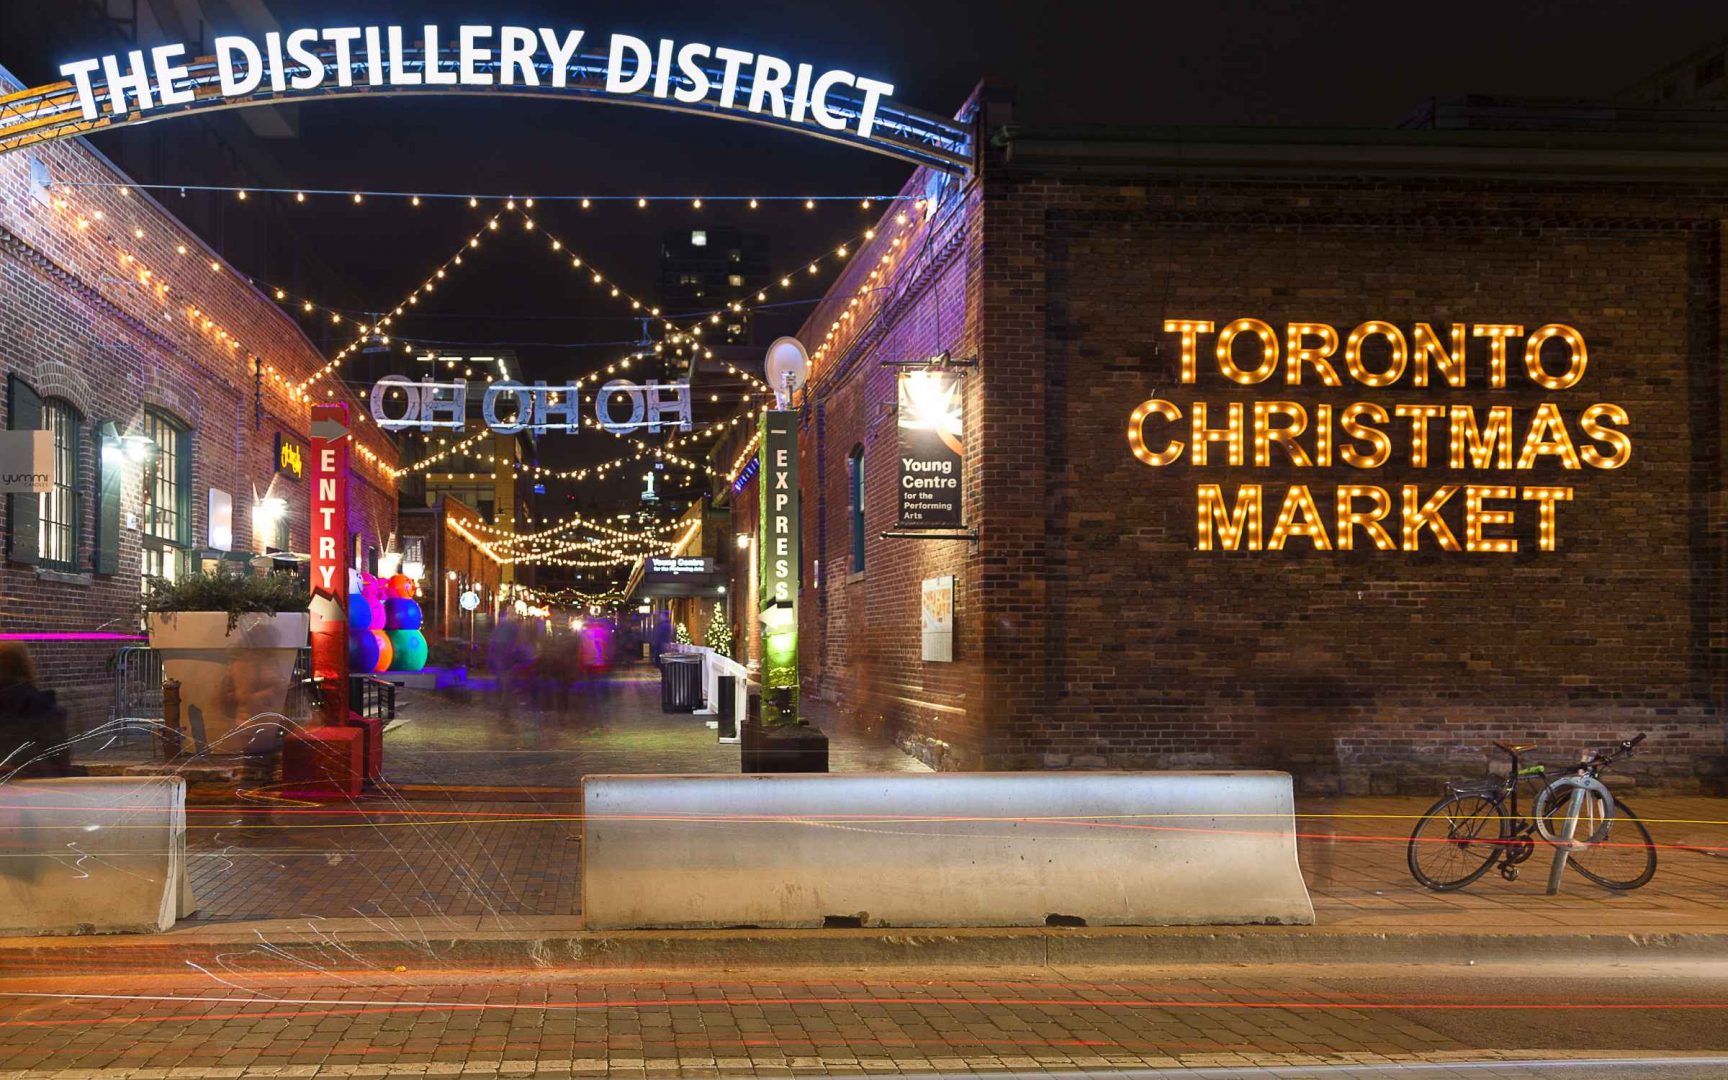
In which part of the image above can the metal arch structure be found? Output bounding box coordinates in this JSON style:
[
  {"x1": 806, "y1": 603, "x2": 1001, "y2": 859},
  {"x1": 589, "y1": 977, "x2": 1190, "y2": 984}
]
[{"x1": 0, "y1": 47, "x2": 974, "y2": 173}]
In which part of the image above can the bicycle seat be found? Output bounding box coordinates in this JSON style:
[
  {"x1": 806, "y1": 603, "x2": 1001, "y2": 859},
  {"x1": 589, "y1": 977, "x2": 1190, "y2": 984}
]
[{"x1": 1494, "y1": 741, "x2": 1540, "y2": 755}]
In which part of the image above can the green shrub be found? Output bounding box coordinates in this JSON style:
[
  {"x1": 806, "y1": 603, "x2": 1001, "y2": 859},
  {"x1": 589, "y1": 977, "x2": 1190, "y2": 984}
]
[{"x1": 143, "y1": 569, "x2": 309, "y2": 633}]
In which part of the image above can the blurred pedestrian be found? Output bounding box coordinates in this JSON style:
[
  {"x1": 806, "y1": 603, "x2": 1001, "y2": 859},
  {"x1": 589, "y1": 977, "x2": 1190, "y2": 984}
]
[
  {"x1": 650, "y1": 610, "x2": 673, "y2": 666},
  {"x1": 0, "y1": 642, "x2": 72, "y2": 779},
  {"x1": 487, "y1": 611, "x2": 532, "y2": 719}
]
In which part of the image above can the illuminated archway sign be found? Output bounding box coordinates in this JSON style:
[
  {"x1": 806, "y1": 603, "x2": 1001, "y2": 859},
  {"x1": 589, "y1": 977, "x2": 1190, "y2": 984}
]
[
  {"x1": 0, "y1": 23, "x2": 971, "y2": 171},
  {"x1": 368, "y1": 375, "x2": 693, "y2": 435}
]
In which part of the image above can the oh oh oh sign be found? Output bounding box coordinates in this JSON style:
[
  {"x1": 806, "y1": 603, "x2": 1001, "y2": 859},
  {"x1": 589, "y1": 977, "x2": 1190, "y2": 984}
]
[{"x1": 368, "y1": 376, "x2": 693, "y2": 435}]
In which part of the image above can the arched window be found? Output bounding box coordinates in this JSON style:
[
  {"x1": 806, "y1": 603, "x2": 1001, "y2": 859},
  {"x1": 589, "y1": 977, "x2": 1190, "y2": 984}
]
[
  {"x1": 847, "y1": 444, "x2": 866, "y2": 574},
  {"x1": 38, "y1": 397, "x2": 83, "y2": 570},
  {"x1": 4, "y1": 377, "x2": 82, "y2": 572}
]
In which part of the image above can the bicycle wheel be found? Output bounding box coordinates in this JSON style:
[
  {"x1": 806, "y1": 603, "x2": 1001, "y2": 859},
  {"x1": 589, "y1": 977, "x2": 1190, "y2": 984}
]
[
  {"x1": 1408, "y1": 791, "x2": 1509, "y2": 891},
  {"x1": 1563, "y1": 799, "x2": 1658, "y2": 891}
]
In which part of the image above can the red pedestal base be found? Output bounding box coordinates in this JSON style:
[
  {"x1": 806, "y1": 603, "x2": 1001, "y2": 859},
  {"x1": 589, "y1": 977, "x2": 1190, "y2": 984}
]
[
  {"x1": 281, "y1": 726, "x2": 364, "y2": 800},
  {"x1": 348, "y1": 713, "x2": 385, "y2": 783}
]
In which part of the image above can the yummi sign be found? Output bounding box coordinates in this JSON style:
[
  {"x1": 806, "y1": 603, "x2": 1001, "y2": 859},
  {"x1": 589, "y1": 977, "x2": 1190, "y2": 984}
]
[
  {"x1": 59, "y1": 24, "x2": 897, "y2": 139},
  {"x1": 369, "y1": 377, "x2": 692, "y2": 436}
]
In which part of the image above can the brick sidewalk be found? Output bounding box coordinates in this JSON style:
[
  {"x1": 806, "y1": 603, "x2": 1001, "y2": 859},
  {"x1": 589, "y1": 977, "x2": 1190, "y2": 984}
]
[
  {"x1": 1, "y1": 969, "x2": 1720, "y2": 1079},
  {"x1": 1300, "y1": 794, "x2": 1728, "y2": 933},
  {"x1": 61, "y1": 668, "x2": 1728, "y2": 929},
  {"x1": 176, "y1": 790, "x2": 1728, "y2": 928}
]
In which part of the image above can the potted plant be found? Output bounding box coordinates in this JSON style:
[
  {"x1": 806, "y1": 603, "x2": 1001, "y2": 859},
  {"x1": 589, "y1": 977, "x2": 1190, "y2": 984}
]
[{"x1": 143, "y1": 569, "x2": 310, "y2": 755}]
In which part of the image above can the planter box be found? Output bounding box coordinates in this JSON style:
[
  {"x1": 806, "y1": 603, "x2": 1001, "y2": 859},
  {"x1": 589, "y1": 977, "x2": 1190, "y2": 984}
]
[{"x1": 147, "y1": 611, "x2": 310, "y2": 754}]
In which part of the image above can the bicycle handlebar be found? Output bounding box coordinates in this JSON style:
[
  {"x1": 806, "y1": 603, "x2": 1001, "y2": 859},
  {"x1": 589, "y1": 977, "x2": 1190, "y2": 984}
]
[{"x1": 1581, "y1": 732, "x2": 1646, "y2": 769}]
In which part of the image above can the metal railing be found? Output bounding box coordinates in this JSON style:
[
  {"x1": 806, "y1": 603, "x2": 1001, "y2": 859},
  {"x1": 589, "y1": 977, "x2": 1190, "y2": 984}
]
[
  {"x1": 109, "y1": 645, "x2": 163, "y2": 737},
  {"x1": 112, "y1": 646, "x2": 315, "y2": 739}
]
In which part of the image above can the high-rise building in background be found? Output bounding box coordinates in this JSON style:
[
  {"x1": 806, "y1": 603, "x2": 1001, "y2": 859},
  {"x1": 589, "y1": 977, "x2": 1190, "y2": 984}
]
[{"x1": 658, "y1": 227, "x2": 771, "y2": 355}]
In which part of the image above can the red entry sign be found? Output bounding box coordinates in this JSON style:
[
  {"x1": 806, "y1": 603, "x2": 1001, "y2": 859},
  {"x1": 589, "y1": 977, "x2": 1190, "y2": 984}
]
[{"x1": 308, "y1": 402, "x2": 350, "y2": 724}]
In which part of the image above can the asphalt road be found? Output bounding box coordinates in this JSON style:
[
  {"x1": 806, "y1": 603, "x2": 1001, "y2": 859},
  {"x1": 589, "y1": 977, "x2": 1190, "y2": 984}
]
[{"x1": 0, "y1": 961, "x2": 1723, "y2": 1078}]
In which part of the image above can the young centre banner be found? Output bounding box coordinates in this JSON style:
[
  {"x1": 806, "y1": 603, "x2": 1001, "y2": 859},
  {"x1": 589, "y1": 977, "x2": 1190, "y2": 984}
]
[{"x1": 895, "y1": 371, "x2": 963, "y2": 529}]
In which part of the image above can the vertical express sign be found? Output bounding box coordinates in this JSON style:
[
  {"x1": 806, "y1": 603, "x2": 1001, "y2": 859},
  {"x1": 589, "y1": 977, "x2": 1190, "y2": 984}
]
[
  {"x1": 758, "y1": 410, "x2": 800, "y2": 725},
  {"x1": 760, "y1": 410, "x2": 800, "y2": 606},
  {"x1": 896, "y1": 371, "x2": 964, "y2": 529},
  {"x1": 308, "y1": 403, "x2": 350, "y2": 724}
]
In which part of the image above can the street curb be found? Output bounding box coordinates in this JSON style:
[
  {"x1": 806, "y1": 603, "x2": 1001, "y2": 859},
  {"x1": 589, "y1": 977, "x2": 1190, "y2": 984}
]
[{"x1": 3, "y1": 923, "x2": 1727, "y2": 975}]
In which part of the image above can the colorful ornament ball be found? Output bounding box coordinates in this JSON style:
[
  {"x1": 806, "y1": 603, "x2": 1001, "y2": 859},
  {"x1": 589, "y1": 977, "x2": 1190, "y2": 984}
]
[
  {"x1": 385, "y1": 597, "x2": 423, "y2": 631},
  {"x1": 387, "y1": 628, "x2": 428, "y2": 672}
]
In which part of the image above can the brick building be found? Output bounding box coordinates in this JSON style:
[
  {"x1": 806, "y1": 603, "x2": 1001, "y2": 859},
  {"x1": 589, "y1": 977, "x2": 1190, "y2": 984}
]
[
  {"x1": 0, "y1": 63, "x2": 398, "y2": 729},
  {"x1": 793, "y1": 85, "x2": 1728, "y2": 791}
]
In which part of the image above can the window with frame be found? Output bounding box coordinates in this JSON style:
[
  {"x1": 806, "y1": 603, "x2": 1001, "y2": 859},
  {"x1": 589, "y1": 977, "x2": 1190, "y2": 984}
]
[
  {"x1": 38, "y1": 398, "x2": 81, "y2": 570},
  {"x1": 847, "y1": 444, "x2": 866, "y2": 574},
  {"x1": 140, "y1": 410, "x2": 191, "y2": 585}
]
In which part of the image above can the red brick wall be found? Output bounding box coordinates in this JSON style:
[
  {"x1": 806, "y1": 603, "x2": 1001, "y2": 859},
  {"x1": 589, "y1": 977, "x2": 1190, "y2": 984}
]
[
  {"x1": 800, "y1": 127, "x2": 1728, "y2": 791},
  {"x1": 0, "y1": 77, "x2": 398, "y2": 730},
  {"x1": 796, "y1": 131, "x2": 991, "y2": 767}
]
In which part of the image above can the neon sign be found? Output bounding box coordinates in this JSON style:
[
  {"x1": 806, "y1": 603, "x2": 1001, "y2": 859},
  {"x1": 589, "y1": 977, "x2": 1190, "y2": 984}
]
[
  {"x1": 368, "y1": 376, "x2": 692, "y2": 435},
  {"x1": 59, "y1": 25, "x2": 896, "y2": 140},
  {"x1": 274, "y1": 432, "x2": 305, "y2": 480}
]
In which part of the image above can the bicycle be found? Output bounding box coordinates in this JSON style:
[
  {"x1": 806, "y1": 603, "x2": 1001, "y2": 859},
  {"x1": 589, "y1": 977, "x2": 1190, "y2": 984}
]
[{"x1": 1407, "y1": 733, "x2": 1657, "y2": 892}]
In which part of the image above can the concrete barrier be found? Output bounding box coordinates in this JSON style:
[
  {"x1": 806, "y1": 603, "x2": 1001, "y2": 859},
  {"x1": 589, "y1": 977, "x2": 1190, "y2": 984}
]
[
  {"x1": 582, "y1": 771, "x2": 1314, "y2": 929},
  {"x1": 0, "y1": 776, "x2": 195, "y2": 934}
]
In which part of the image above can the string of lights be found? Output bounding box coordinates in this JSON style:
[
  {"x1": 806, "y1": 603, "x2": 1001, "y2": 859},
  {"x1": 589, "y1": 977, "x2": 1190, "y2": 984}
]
[
  {"x1": 467, "y1": 509, "x2": 685, "y2": 545},
  {"x1": 728, "y1": 429, "x2": 764, "y2": 488},
  {"x1": 55, "y1": 182, "x2": 909, "y2": 209},
  {"x1": 263, "y1": 199, "x2": 910, "y2": 419},
  {"x1": 810, "y1": 202, "x2": 933, "y2": 371},
  {"x1": 289, "y1": 209, "x2": 505, "y2": 396},
  {"x1": 34, "y1": 184, "x2": 399, "y2": 482}
]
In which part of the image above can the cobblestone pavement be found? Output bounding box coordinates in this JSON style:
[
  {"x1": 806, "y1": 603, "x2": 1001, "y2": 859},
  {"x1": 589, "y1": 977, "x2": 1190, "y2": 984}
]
[
  {"x1": 177, "y1": 790, "x2": 1728, "y2": 927},
  {"x1": 184, "y1": 793, "x2": 584, "y2": 922},
  {"x1": 1296, "y1": 793, "x2": 1728, "y2": 933},
  {"x1": 0, "y1": 967, "x2": 1722, "y2": 1078},
  {"x1": 177, "y1": 671, "x2": 925, "y2": 923},
  {"x1": 177, "y1": 781, "x2": 1728, "y2": 927},
  {"x1": 380, "y1": 669, "x2": 932, "y2": 787},
  {"x1": 68, "y1": 668, "x2": 1728, "y2": 927}
]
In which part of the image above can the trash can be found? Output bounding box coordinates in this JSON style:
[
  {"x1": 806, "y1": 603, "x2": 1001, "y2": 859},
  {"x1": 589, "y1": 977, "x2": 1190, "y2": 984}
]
[{"x1": 661, "y1": 653, "x2": 702, "y2": 713}]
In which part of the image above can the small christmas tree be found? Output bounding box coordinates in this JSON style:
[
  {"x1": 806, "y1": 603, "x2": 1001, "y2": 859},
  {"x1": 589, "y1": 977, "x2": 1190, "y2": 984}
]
[
  {"x1": 674, "y1": 621, "x2": 692, "y2": 645},
  {"x1": 704, "y1": 601, "x2": 734, "y2": 657}
]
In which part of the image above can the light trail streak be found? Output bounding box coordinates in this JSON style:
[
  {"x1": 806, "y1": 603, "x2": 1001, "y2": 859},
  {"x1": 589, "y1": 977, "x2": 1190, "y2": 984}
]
[{"x1": 5, "y1": 989, "x2": 1728, "y2": 1022}]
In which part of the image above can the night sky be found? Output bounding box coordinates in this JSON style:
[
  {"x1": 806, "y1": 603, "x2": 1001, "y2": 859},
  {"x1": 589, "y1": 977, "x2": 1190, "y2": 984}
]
[{"x1": 6, "y1": 0, "x2": 1727, "y2": 581}]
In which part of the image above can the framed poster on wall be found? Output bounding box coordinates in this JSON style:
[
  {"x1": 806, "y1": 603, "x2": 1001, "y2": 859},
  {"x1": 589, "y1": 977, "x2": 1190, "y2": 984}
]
[{"x1": 921, "y1": 574, "x2": 954, "y2": 662}]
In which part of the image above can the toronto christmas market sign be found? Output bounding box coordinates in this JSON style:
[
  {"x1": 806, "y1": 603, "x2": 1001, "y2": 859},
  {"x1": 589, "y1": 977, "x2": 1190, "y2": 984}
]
[
  {"x1": 1127, "y1": 318, "x2": 1631, "y2": 554},
  {"x1": 13, "y1": 24, "x2": 972, "y2": 171}
]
